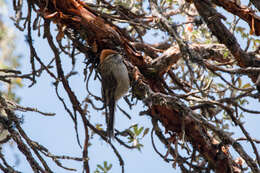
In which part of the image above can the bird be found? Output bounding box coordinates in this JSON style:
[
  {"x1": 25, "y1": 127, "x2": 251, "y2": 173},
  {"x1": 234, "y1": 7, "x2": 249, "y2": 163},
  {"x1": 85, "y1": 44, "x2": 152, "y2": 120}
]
[{"x1": 98, "y1": 49, "x2": 130, "y2": 139}]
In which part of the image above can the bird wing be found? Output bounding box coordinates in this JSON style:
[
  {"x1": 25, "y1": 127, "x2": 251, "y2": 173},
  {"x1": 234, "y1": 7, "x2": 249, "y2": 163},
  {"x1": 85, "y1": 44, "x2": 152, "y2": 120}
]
[{"x1": 100, "y1": 69, "x2": 117, "y2": 138}]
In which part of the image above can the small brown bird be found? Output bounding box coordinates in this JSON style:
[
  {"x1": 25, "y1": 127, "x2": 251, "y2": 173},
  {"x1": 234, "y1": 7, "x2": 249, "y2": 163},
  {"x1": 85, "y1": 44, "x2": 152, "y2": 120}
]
[{"x1": 98, "y1": 49, "x2": 130, "y2": 139}]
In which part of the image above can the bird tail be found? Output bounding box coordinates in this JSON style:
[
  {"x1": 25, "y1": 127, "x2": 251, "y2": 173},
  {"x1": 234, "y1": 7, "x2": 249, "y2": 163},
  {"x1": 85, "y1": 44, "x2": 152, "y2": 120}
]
[
  {"x1": 107, "y1": 96, "x2": 115, "y2": 140},
  {"x1": 107, "y1": 112, "x2": 114, "y2": 140}
]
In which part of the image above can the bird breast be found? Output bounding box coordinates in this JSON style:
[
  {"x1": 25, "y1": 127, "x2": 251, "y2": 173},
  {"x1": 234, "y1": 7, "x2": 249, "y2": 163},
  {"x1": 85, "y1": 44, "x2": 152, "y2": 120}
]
[
  {"x1": 105, "y1": 55, "x2": 130, "y2": 101},
  {"x1": 113, "y1": 63, "x2": 130, "y2": 101}
]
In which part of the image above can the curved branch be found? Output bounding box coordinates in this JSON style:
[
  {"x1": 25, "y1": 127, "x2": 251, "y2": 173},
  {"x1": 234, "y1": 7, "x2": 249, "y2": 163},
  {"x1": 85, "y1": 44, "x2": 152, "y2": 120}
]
[{"x1": 212, "y1": 0, "x2": 260, "y2": 36}]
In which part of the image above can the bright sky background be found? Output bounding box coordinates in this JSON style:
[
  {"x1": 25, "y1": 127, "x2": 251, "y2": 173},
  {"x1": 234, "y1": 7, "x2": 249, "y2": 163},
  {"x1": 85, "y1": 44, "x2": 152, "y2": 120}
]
[{"x1": 1, "y1": 0, "x2": 260, "y2": 173}]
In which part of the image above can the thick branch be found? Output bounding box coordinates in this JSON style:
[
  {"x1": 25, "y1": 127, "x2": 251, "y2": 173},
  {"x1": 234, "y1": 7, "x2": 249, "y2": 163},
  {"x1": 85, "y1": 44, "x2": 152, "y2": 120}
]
[
  {"x1": 194, "y1": 0, "x2": 260, "y2": 81},
  {"x1": 129, "y1": 64, "x2": 232, "y2": 172},
  {"x1": 36, "y1": 0, "x2": 144, "y2": 65},
  {"x1": 212, "y1": 0, "x2": 260, "y2": 36},
  {"x1": 23, "y1": 0, "x2": 259, "y2": 172},
  {"x1": 151, "y1": 43, "x2": 230, "y2": 76},
  {"x1": 250, "y1": 0, "x2": 260, "y2": 11}
]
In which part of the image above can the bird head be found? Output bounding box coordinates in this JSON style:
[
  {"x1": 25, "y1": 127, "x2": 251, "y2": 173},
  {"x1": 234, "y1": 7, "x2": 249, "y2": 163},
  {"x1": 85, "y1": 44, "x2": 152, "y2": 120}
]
[{"x1": 99, "y1": 49, "x2": 118, "y2": 64}]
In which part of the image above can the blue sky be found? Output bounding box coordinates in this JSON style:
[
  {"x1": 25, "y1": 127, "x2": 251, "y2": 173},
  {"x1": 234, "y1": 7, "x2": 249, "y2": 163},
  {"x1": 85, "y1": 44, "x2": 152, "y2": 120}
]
[{"x1": 1, "y1": 0, "x2": 260, "y2": 173}]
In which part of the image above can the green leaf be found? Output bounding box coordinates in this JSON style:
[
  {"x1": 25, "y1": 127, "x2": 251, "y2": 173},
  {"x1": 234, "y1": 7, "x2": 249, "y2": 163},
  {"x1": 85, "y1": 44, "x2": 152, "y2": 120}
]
[
  {"x1": 142, "y1": 128, "x2": 149, "y2": 138},
  {"x1": 223, "y1": 51, "x2": 229, "y2": 58},
  {"x1": 136, "y1": 127, "x2": 144, "y2": 136},
  {"x1": 238, "y1": 77, "x2": 242, "y2": 88},
  {"x1": 97, "y1": 165, "x2": 104, "y2": 171},
  {"x1": 107, "y1": 164, "x2": 112, "y2": 171},
  {"x1": 95, "y1": 161, "x2": 113, "y2": 173},
  {"x1": 104, "y1": 161, "x2": 107, "y2": 168},
  {"x1": 136, "y1": 143, "x2": 144, "y2": 151},
  {"x1": 242, "y1": 83, "x2": 251, "y2": 89},
  {"x1": 94, "y1": 170, "x2": 100, "y2": 173},
  {"x1": 217, "y1": 83, "x2": 225, "y2": 88},
  {"x1": 95, "y1": 124, "x2": 103, "y2": 130},
  {"x1": 131, "y1": 124, "x2": 138, "y2": 134}
]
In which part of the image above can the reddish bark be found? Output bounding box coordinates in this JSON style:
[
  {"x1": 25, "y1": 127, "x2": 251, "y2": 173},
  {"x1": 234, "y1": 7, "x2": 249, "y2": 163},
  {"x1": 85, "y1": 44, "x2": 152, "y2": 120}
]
[
  {"x1": 213, "y1": 0, "x2": 260, "y2": 36},
  {"x1": 35, "y1": 0, "x2": 235, "y2": 172},
  {"x1": 42, "y1": 0, "x2": 145, "y2": 65}
]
